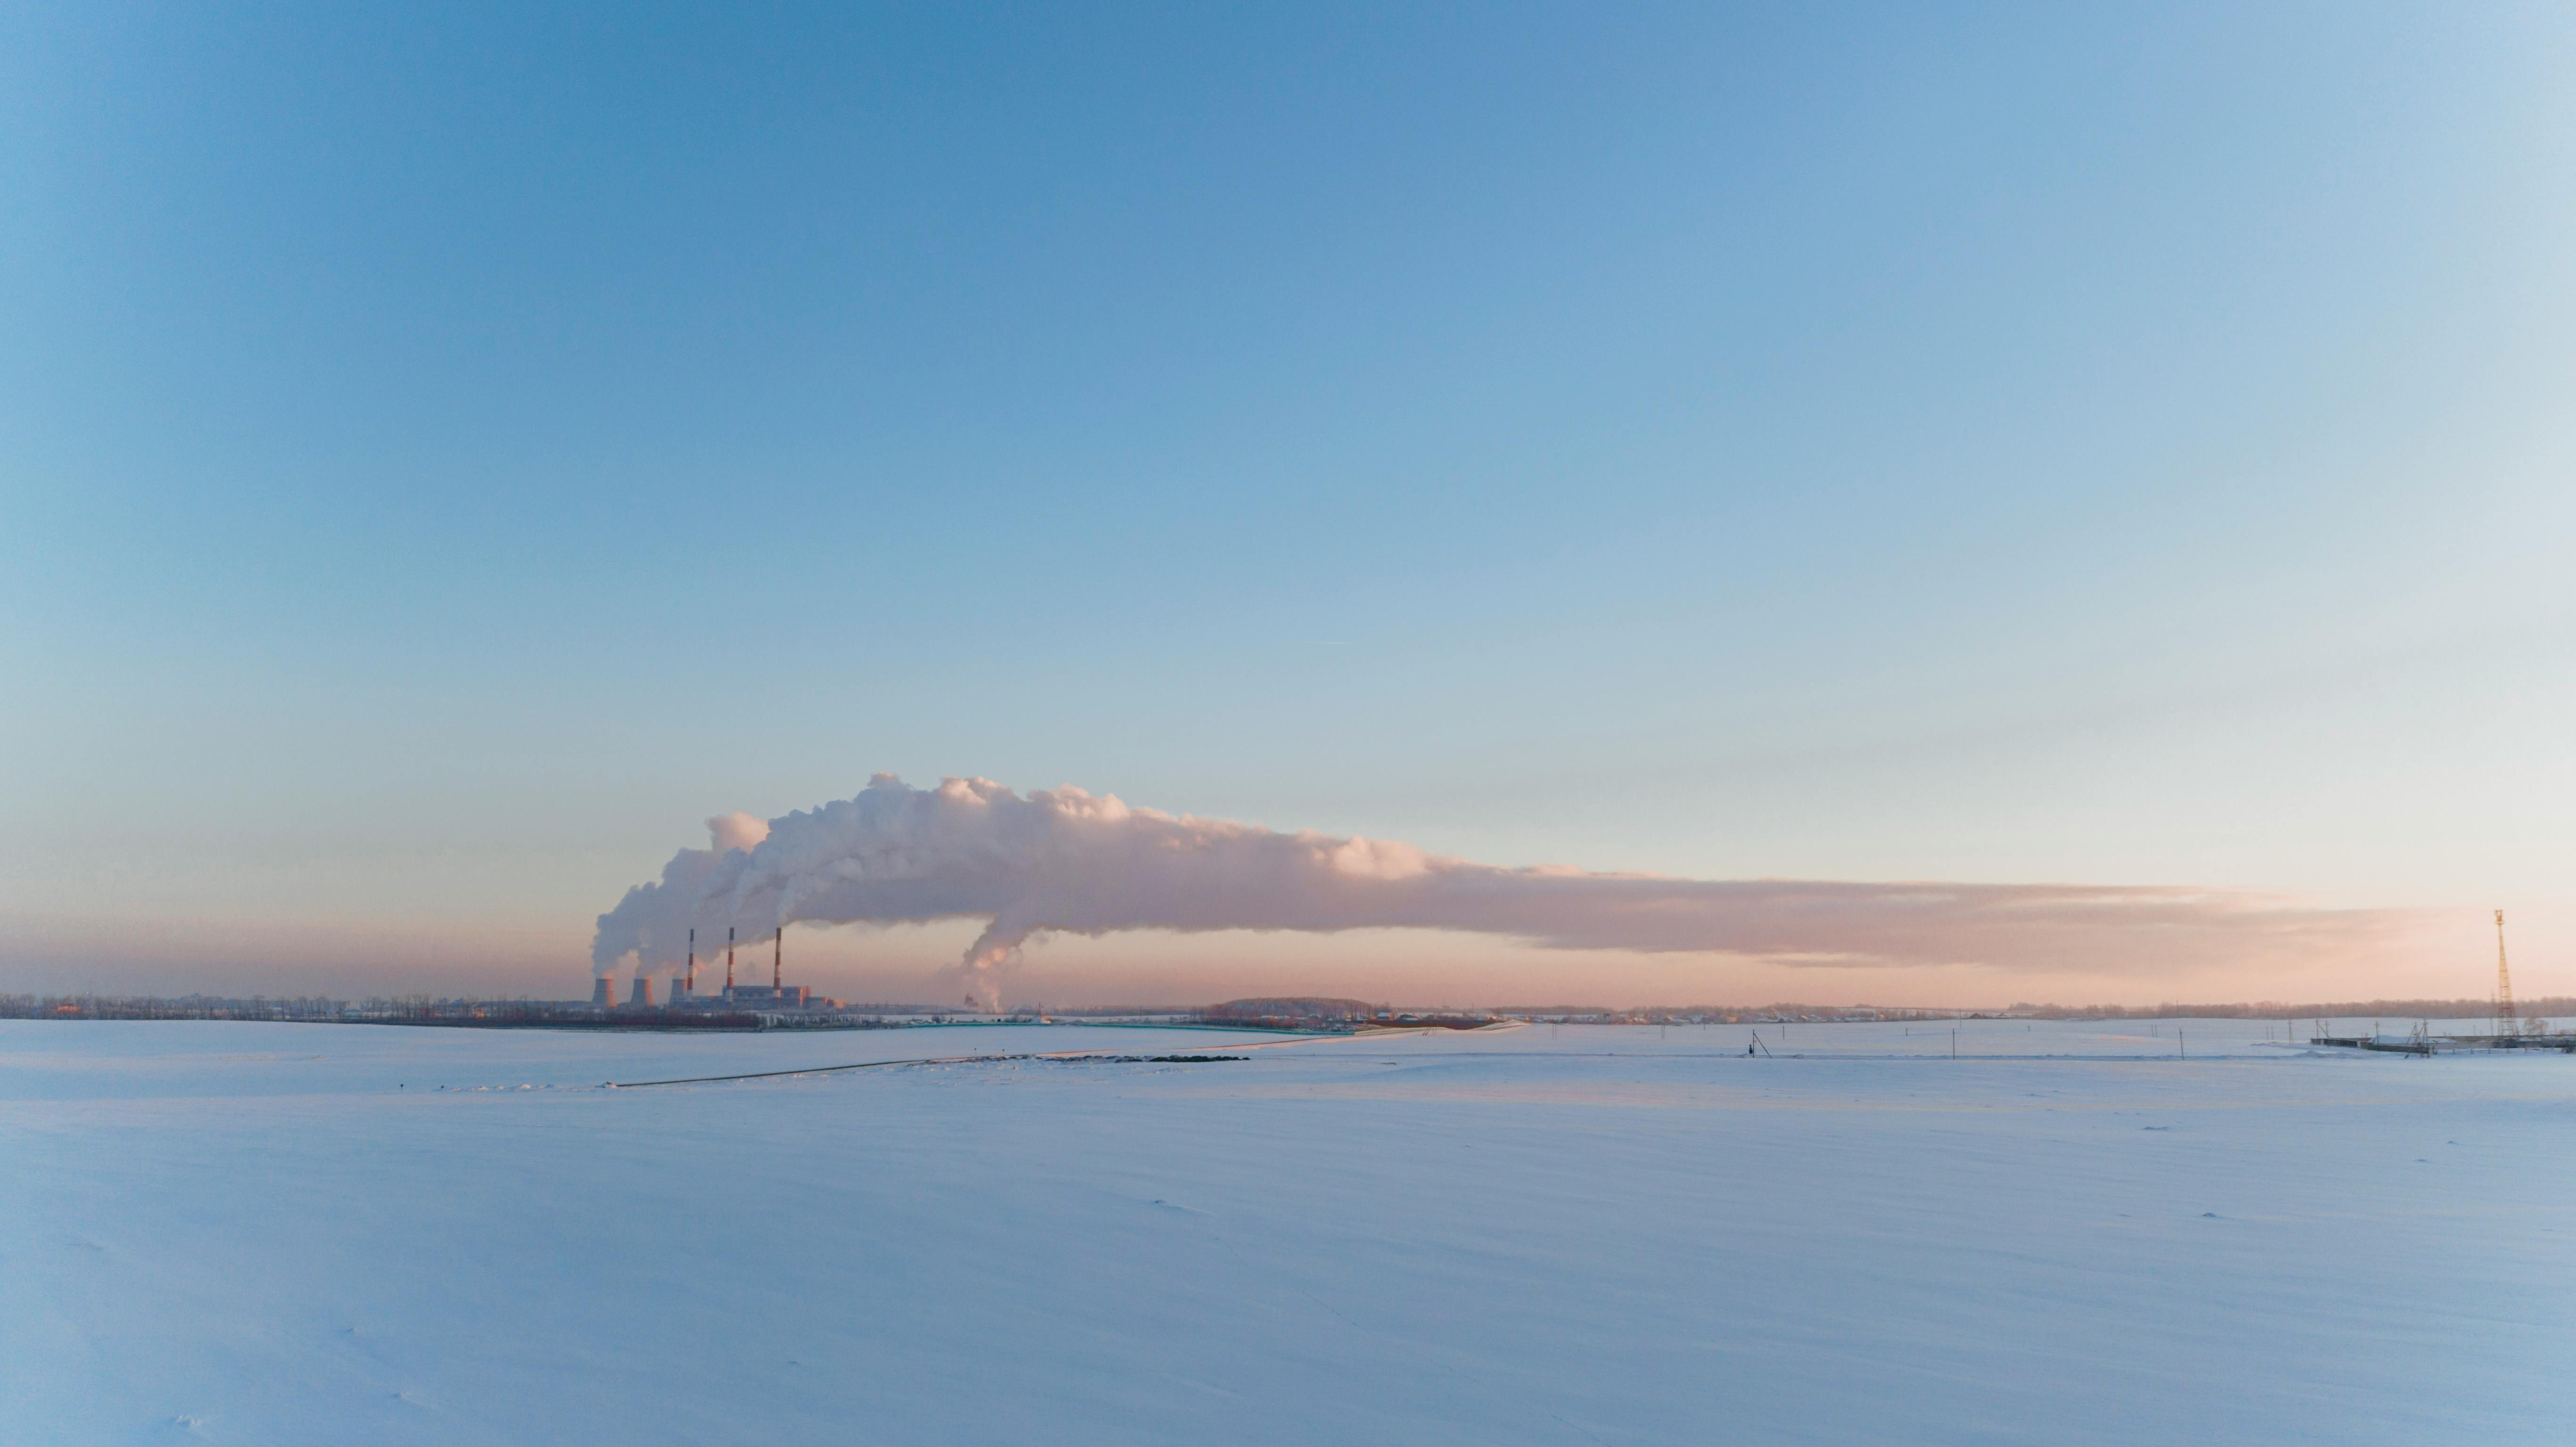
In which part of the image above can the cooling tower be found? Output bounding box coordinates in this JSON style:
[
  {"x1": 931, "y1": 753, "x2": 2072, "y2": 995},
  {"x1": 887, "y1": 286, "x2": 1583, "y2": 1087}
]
[
  {"x1": 629, "y1": 976, "x2": 655, "y2": 1008},
  {"x1": 591, "y1": 977, "x2": 612, "y2": 1008}
]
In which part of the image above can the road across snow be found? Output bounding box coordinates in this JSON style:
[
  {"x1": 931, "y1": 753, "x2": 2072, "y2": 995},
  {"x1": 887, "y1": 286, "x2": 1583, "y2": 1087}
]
[{"x1": 5, "y1": 1019, "x2": 2571, "y2": 1445}]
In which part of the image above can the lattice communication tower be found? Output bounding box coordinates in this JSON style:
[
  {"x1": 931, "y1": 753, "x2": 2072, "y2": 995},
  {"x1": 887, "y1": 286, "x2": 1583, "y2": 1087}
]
[{"x1": 2495, "y1": 909, "x2": 2515, "y2": 1035}]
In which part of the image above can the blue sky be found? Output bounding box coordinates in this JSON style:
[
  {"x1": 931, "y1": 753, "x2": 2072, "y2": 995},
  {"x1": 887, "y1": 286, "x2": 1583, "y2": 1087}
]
[{"x1": 5, "y1": 3, "x2": 2572, "y2": 1002}]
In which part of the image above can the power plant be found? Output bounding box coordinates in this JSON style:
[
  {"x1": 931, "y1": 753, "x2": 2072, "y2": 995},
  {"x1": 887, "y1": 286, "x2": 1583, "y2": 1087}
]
[{"x1": 601, "y1": 924, "x2": 820, "y2": 1015}]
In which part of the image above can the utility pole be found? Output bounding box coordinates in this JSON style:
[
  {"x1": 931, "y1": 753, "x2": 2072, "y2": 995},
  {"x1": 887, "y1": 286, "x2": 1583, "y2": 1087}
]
[{"x1": 2495, "y1": 910, "x2": 2515, "y2": 1037}]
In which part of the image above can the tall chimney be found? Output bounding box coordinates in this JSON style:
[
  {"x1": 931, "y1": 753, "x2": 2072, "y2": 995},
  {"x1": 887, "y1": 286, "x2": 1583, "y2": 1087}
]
[
  {"x1": 726, "y1": 926, "x2": 735, "y2": 992},
  {"x1": 774, "y1": 927, "x2": 782, "y2": 990},
  {"x1": 591, "y1": 977, "x2": 612, "y2": 1009},
  {"x1": 629, "y1": 975, "x2": 655, "y2": 1008},
  {"x1": 685, "y1": 928, "x2": 696, "y2": 996}
]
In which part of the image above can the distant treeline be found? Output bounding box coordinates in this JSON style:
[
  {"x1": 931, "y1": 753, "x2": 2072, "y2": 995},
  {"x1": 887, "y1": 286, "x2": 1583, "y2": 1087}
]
[
  {"x1": 0, "y1": 994, "x2": 889, "y2": 1029},
  {"x1": 1498, "y1": 999, "x2": 2562, "y2": 1022},
  {"x1": 1618, "y1": 998, "x2": 2566, "y2": 1021},
  {"x1": 5, "y1": 992, "x2": 2556, "y2": 1025},
  {"x1": 0, "y1": 993, "x2": 363, "y2": 1021},
  {"x1": 2000, "y1": 998, "x2": 2572, "y2": 1021}
]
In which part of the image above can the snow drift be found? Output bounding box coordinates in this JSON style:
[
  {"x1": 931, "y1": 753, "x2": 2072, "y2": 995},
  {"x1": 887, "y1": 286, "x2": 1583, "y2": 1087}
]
[{"x1": 591, "y1": 775, "x2": 2405, "y2": 1007}]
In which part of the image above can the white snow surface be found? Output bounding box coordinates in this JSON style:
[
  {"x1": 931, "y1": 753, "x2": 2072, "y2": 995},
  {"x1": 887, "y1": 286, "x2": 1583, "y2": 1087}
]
[{"x1": 6, "y1": 1018, "x2": 2572, "y2": 1444}]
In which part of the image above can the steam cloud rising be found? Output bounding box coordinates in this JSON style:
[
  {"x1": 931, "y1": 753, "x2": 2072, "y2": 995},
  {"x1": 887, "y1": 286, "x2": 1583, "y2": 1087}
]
[{"x1": 592, "y1": 775, "x2": 2408, "y2": 1007}]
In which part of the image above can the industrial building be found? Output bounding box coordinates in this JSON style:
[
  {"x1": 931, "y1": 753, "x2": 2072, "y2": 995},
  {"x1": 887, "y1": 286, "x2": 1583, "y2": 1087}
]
[{"x1": 706, "y1": 983, "x2": 811, "y2": 1009}]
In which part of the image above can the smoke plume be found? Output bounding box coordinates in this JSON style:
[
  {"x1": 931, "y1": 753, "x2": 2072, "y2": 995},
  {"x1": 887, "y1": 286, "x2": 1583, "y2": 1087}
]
[{"x1": 592, "y1": 774, "x2": 2408, "y2": 1007}]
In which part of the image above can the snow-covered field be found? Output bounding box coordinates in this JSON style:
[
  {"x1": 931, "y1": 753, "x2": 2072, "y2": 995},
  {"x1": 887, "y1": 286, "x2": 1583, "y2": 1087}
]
[{"x1": 7, "y1": 1018, "x2": 2572, "y2": 1445}]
